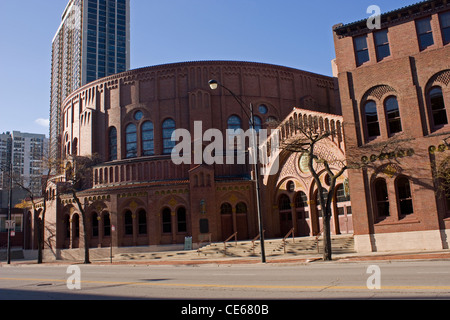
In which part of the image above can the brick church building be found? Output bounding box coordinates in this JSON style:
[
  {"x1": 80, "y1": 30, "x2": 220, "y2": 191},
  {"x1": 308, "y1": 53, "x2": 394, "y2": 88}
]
[
  {"x1": 333, "y1": 0, "x2": 450, "y2": 252},
  {"x1": 29, "y1": 61, "x2": 351, "y2": 259},
  {"x1": 24, "y1": 0, "x2": 450, "y2": 260}
]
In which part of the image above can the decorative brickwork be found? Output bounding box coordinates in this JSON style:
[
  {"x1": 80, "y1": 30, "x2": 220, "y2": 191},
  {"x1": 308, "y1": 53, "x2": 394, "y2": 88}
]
[
  {"x1": 333, "y1": 0, "x2": 450, "y2": 252},
  {"x1": 32, "y1": 61, "x2": 342, "y2": 257}
]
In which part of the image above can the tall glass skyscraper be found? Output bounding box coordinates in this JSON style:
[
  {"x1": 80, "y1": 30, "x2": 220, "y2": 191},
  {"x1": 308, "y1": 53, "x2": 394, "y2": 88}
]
[{"x1": 49, "y1": 0, "x2": 130, "y2": 164}]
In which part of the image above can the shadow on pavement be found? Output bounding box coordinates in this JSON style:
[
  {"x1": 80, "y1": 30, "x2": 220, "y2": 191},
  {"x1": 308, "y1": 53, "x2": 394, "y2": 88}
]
[{"x1": 0, "y1": 288, "x2": 146, "y2": 300}]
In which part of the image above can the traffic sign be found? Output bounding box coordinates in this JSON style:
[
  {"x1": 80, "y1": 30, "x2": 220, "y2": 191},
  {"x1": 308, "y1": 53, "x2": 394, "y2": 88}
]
[{"x1": 5, "y1": 220, "x2": 15, "y2": 230}]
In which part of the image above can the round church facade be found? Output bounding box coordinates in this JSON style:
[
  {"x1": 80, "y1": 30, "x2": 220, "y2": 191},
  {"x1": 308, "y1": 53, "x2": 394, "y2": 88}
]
[{"x1": 42, "y1": 60, "x2": 347, "y2": 254}]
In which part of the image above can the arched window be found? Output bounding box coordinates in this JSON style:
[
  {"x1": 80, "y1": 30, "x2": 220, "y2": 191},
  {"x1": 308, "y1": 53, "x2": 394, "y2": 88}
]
[
  {"x1": 278, "y1": 194, "x2": 291, "y2": 211},
  {"x1": 109, "y1": 127, "x2": 117, "y2": 161},
  {"x1": 295, "y1": 191, "x2": 309, "y2": 219},
  {"x1": 141, "y1": 121, "x2": 154, "y2": 156},
  {"x1": 236, "y1": 202, "x2": 247, "y2": 214},
  {"x1": 73, "y1": 214, "x2": 80, "y2": 238},
  {"x1": 138, "y1": 209, "x2": 147, "y2": 235},
  {"x1": 364, "y1": 100, "x2": 380, "y2": 138},
  {"x1": 221, "y1": 203, "x2": 233, "y2": 215},
  {"x1": 134, "y1": 111, "x2": 144, "y2": 121},
  {"x1": 103, "y1": 212, "x2": 111, "y2": 237},
  {"x1": 162, "y1": 119, "x2": 176, "y2": 154},
  {"x1": 286, "y1": 181, "x2": 295, "y2": 193},
  {"x1": 396, "y1": 177, "x2": 414, "y2": 215},
  {"x1": 279, "y1": 194, "x2": 292, "y2": 235},
  {"x1": 64, "y1": 215, "x2": 70, "y2": 239},
  {"x1": 336, "y1": 184, "x2": 351, "y2": 216},
  {"x1": 250, "y1": 116, "x2": 262, "y2": 132},
  {"x1": 295, "y1": 192, "x2": 308, "y2": 209},
  {"x1": 375, "y1": 179, "x2": 390, "y2": 218},
  {"x1": 266, "y1": 116, "x2": 278, "y2": 127},
  {"x1": 92, "y1": 212, "x2": 99, "y2": 237},
  {"x1": 385, "y1": 96, "x2": 402, "y2": 135},
  {"x1": 228, "y1": 115, "x2": 243, "y2": 149},
  {"x1": 315, "y1": 188, "x2": 329, "y2": 205},
  {"x1": 162, "y1": 208, "x2": 172, "y2": 233},
  {"x1": 228, "y1": 115, "x2": 242, "y2": 130},
  {"x1": 125, "y1": 124, "x2": 137, "y2": 158},
  {"x1": 315, "y1": 188, "x2": 329, "y2": 217},
  {"x1": 72, "y1": 138, "x2": 78, "y2": 156},
  {"x1": 177, "y1": 207, "x2": 187, "y2": 233},
  {"x1": 429, "y1": 87, "x2": 448, "y2": 127},
  {"x1": 124, "y1": 210, "x2": 133, "y2": 235},
  {"x1": 259, "y1": 104, "x2": 268, "y2": 115},
  {"x1": 336, "y1": 185, "x2": 350, "y2": 203}
]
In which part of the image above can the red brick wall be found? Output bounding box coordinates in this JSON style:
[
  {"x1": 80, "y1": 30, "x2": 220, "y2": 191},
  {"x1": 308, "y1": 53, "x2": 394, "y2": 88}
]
[
  {"x1": 46, "y1": 61, "x2": 341, "y2": 249},
  {"x1": 334, "y1": 6, "x2": 450, "y2": 238}
]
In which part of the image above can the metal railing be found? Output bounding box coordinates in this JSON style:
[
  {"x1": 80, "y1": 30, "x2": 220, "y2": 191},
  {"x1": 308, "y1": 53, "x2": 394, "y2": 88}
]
[
  {"x1": 196, "y1": 233, "x2": 212, "y2": 256},
  {"x1": 251, "y1": 230, "x2": 265, "y2": 254},
  {"x1": 315, "y1": 228, "x2": 324, "y2": 253},
  {"x1": 223, "y1": 232, "x2": 238, "y2": 252},
  {"x1": 282, "y1": 228, "x2": 295, "y2": 254}
]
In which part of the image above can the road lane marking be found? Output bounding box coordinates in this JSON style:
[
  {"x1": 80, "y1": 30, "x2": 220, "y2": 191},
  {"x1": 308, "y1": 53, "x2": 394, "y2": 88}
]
[{"x1": 1, "y1": 277, "x2": 450, "y2": 291}]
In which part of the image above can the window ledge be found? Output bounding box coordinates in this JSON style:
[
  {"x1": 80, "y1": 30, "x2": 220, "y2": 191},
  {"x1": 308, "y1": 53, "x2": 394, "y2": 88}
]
[
  {"x1": 363, "y1": 136, "x2": 383, "y2": 146},
  {"x1": 428, "y1": 125, "x2": 450, "y2": 137},
  {"x1": 376, "y1": 56, "x2": 393, "y2": 63},
  {"x1": 375, "y1": 216, "x2": 420, "y2": 226}
]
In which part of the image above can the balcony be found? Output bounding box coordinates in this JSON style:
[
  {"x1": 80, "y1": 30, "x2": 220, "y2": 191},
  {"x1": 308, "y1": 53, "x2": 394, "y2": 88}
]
[{"x1": 92, "y1": 156, "x2": 190, "y2": 189}]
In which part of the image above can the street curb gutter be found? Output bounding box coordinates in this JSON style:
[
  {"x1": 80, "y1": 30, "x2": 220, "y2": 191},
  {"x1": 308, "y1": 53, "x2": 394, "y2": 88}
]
[{"x1": 2, "y1": 251, "x2": 450, "y2": 267}]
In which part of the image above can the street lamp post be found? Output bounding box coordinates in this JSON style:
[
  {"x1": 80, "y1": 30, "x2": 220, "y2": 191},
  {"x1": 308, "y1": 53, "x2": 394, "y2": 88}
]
[
  {"x1": 208, "y1": 79, "x2": 266, "y2": 263},
  {"x1": 7, "y1": 162, "x2": 12, "y2": 265},
  {"x1": 1, "y1": 162, "x2": 14, "y2": 265}
]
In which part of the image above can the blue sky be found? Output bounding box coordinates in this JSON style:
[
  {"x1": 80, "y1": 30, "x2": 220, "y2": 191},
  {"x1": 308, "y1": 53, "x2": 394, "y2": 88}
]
[{"x1": 0, "y1": 0, "x2": 418, "y2": 137}]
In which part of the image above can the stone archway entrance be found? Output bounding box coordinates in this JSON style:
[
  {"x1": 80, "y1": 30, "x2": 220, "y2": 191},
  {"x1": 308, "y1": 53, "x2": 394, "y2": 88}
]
[
  {"x1": 220, "y1": 202, "x2": 249, "y2": 241},
  {"x1": 295, "y1": 191, "x2": 310, "y2": 237},
  {"x1": 278, "y1": 194, "x2": 293, "y2": 236},
  {"x1": 220, "y1": 203, "x2": 234, "y2": 241}
]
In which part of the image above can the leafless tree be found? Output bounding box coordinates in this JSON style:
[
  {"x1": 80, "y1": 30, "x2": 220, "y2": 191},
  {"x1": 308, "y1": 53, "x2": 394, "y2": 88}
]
[
  {"x1": 430, "y1": 137, "x2": 450, "y2": 203},
  {"x1": 280, "y1": 126, "x2": 346, "y2": 261},
  {"x1": 14, "y1": 159, "x2": 53, "y2": 264},
  {"x1": 62, "y1": 154, "x2": 101, "y2": 264},
  {"x1": 279, "y1": 119, "x2": 415, "y2": 261}
]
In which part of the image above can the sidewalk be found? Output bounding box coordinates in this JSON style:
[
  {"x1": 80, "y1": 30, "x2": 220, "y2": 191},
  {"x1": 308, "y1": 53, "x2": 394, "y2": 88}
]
[{"x1": 2, "y1": 249, "x2": 450, "y2": 267}]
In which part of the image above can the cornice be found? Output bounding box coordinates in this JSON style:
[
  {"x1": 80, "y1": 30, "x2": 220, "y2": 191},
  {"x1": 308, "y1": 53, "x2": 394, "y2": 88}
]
[
  {"x1": 61, "y1": 60, "x2": 335, "y2": 108},
  {"x1": 334, "y1": 0, "x2": 450, "y2": 38}
]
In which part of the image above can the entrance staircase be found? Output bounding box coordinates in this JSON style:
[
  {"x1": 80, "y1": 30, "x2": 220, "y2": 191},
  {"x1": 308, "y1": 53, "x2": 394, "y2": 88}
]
[
  {"x1": 112, "y1": 234, "x2": 355, "y2": 262},
  {"x1": 196, "y1": 234, "x2": 354, "y2": 258}
]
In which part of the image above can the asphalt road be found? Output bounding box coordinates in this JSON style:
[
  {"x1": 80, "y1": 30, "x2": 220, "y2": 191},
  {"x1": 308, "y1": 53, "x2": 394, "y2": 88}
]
[{"x1": 1, "y1": 260, "x2": 450, "y2": 301}]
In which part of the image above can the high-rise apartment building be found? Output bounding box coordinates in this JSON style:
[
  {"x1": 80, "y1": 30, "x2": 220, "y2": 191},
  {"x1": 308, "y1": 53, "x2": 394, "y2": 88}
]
[
  {"x1": 0, "y1": 132, "x2": 48, "y2": 195},
  {"x1": 0, "y1": 132, "x2": 12, "y2": 191},
  {"x1": 49, "y1": 0, "x2": 130, "y2": 163},
  {"x1": 0, "y1": 131, "x2": 46, "y2": 248}
]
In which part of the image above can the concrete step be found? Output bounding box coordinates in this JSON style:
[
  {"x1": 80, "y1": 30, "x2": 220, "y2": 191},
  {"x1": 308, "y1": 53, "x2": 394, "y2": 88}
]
[
  {"x1": 111, "y1": 235, "x2": 355, "y2": 261},
  {"x1": 184, "y1": 235, "x2": 354, "y2": 259},
  {"x1": 0, "y1": 250, "x2": 24, "y2": 261}
]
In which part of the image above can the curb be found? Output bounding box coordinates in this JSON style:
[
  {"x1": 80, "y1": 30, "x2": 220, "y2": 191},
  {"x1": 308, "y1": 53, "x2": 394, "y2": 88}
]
[{"x1": 2, "y1": 251, "x2": 450, "y2": 267}]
